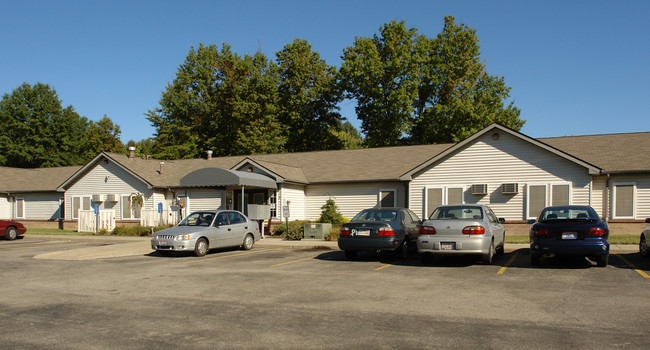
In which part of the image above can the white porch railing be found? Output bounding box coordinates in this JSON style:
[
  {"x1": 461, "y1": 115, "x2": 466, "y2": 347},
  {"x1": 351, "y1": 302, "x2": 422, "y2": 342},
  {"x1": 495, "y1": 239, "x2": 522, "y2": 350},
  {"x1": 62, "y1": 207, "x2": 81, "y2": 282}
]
[
  {"x1": 140, "y1": 209, "x2": 177, "y2": 227},
  {"x1": 77, "y1": 210, "x2": 116, "y2": 233}
]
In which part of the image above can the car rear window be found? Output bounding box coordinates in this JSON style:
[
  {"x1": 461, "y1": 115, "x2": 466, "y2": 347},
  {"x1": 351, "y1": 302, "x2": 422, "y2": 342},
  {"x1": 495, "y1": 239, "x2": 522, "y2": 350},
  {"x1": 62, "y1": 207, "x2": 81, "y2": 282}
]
[
  {"x1": 429, "y1": 206, "x2": 483, "y2": 220},
  {"x1": 539, "y1": 208, "x2": 598, "y2": 221},
  {"x1": 352, "y1": 209, "x2": 398, "y2": 222}
]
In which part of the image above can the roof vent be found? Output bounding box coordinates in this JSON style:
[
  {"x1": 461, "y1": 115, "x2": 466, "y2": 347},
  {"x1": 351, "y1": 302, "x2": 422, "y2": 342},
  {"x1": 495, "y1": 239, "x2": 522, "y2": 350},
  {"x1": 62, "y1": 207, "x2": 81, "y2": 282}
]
[
  {"x1": 128, "y1": 146, "x2": 136, "y2": 160},
  {"x1": 471, "y1": 184, "x2": 488, "y2": 195},
  {"x1": 502, "y1": 183, "x2": 519, "y2": 194},
  {"x1": 159, "y1": 161, "x2": 165, "y2": 175},
  {"x1": 207, "y1": 150, "x2": 213, "y2": 160}
]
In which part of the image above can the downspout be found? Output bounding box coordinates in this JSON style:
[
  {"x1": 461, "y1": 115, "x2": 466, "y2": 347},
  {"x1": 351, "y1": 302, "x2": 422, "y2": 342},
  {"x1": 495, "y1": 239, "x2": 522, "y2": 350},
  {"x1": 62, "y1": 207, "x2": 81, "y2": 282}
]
[
  {"x1": 404, "y1": 181, "x2": 410, "y2": 210},
  {"x1": 605, "y1": 173, "x2": 611, "y2": 221}
]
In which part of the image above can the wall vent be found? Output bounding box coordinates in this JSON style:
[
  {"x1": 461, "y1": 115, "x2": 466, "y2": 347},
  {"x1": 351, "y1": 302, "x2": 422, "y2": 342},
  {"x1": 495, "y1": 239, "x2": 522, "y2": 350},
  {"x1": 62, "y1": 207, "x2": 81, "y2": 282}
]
[
  {"x1": 471, "y1": 184, "x2": 488, "y2": 195},
  {"x1": 502, "y1": 183, "x2": 519, "y2": 194}
]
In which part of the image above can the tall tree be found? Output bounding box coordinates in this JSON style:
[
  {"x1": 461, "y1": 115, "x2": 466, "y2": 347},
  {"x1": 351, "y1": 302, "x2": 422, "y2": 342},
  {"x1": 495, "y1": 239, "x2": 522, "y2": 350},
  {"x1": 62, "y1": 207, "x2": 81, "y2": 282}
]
[
  {"x1": 83, "y1": 115, "x2": 124, "y2": 159},
  {"x1": 276, "y1": 39, "x2": 343, "y2": 152},
  {"x1": 331, "y1": 121, "x2": 365, "y2": 150},
  {"x1": 147, "y1": 43, "x2": 285, "y2": 159},
  {"x1": 410, "y1": 16, "x2": 523, "y2": 143},
  {"x1": 339, "y1": 20, "x2": 423, "y2": 147},
  {"x1": 0, "y1": 82, "x2": 89, "y2": 167}
]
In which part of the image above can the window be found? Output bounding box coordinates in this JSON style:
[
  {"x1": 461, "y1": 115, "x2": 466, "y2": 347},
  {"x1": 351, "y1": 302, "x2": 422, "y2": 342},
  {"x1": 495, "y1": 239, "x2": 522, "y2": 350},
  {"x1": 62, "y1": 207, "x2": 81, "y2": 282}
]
[
  {"x1": 269, "y1": 190, "x2": 277, "y2": 217},
  {"x1": 527, "y1": 183, "x2": 571, "y2": 219},
  {"x1": 424, "y1": 186, "x2": 465, "y2": 219},
  {"x1": 72, "y1": 196, "x2": 91, "y2": 220},
  {"x1": 613, "y1": 182, "x2": 635, "y2": 219},
  {"x1": 228, "y1": 211, "x2": 246, "y2": 224},
  {"x1": 121, "y1": 195, "x2": 142, "y2": 220},
  {"x1": 58, "y1": 198, "x2": 65, "y2": 219},
  {"x1": 224, "y1": 191, "x2": 234, "y2": 210},
  {"x1": 379, "y1": 189, "x2": 396, "y2": 208},
  {"x1": 15, "y1": 198, "x2": 25, "y2": 219}
]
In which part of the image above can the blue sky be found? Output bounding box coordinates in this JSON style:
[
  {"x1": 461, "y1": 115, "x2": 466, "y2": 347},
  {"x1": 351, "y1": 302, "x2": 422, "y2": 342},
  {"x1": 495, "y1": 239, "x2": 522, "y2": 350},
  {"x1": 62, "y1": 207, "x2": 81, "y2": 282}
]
[{"x1": 1, "y1": 0, "x2": 648, "y2": 143}]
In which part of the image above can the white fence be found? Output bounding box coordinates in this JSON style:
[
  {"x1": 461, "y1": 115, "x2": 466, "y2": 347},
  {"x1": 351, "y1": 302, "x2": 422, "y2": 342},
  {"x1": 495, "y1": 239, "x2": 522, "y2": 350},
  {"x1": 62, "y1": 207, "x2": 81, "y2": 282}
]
[
  {"x1": 78, "y1": 210, "x2": 116, "y2": 233},
  {"x1": 140, "y1": 209, "x2": 177, "y2": 227}
]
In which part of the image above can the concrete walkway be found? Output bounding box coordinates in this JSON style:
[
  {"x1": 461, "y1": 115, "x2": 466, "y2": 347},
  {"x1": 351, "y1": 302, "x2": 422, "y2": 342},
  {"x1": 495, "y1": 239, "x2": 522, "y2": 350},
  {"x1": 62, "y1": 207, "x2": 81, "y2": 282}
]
[{"x1": 28, "y1": 234, "x2": 639, "y2": 261}]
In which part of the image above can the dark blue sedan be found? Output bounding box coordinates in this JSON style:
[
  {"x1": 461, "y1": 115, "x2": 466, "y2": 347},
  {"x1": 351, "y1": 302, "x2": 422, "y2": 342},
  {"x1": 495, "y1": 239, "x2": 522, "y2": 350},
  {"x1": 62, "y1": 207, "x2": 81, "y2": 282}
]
[{"x1": 529, "y1": 205, "x2": 609, "y2": 267}]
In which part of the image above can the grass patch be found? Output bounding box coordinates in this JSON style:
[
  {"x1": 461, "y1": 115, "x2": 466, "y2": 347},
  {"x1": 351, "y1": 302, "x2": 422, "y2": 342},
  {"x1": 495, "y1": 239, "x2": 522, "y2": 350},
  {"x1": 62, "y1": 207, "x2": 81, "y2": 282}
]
[
  {"x1": 26, "y1": 228, "x2": 92, "y2": 236},
  {"x1": 507, "y1": 234, "x2": 639, "y2": 245}
]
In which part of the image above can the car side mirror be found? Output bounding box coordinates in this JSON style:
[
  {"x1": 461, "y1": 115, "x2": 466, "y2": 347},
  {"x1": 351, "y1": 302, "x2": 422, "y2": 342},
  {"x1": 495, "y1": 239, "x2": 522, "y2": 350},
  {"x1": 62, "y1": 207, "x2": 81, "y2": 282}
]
[
  {"x1": 527, "y1": 219, "x2": 536, "y2": 225},
  {"x1": 498, "y1": 218, "x2": 505, "y2": 224}
]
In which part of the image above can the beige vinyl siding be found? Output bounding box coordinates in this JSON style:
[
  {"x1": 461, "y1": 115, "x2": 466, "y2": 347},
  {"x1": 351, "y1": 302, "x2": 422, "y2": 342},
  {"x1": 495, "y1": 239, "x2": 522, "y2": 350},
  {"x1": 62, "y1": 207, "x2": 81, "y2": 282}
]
[
  {"x1": 187, "y1": 189, "x2": 222, "y2": 212},
  {"x1": 608, "y1": 174, "x2": 650, "y2": 219},
  {"x1": 281, "y1": 184, "x2": 306, "y2": 220},
  {"x1": 410, "y1": 132, "x2": 592, "y2": 220},
  {"x1": 21, "y1": 193, "x2": 63, "y2": 220},
  {"x1": 305, "y1": 183, "x2": 406, "y2": 220},
  {"x1": 65, "y1": 162, "x2": 152, "y2": 220},
  {"x1": 590, "y1": 176, "x2": 607, "y2": 218},
  {"x1": 0, "y1": 195, "x2": 11, "y2": 219}
]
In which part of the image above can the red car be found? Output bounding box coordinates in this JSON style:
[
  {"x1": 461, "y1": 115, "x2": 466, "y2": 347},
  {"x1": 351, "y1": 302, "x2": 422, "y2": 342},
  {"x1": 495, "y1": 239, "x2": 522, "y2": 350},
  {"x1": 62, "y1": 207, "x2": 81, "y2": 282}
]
[{"x1": 1, "y1": 220, "x2": 26, "y2": 240}]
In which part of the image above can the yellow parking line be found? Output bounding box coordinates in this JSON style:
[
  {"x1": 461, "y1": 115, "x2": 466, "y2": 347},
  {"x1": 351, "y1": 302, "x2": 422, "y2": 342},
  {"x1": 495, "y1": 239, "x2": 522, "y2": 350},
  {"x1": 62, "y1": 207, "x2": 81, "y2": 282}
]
[
  {"x1": 184, "y1": 248, "x2": 276, "y2": 264},
  {"x1": 614, "y1": 254, "x2": 650, "y2": 279},
  {"x1": 374, "y1": 264, "x2": 392, "y2": 271},
  {"x1": 497, "y1": 252, "x2": 519, "y2": 275},
  {"x1": 269, "y1": 256, "x2": 315, "y2": 268}
]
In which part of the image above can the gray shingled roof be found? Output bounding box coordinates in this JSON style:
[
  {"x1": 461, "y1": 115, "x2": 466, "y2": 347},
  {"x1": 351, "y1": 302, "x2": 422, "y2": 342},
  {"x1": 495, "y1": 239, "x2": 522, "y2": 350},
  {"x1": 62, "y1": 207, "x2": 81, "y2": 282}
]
[{"x1": 0, "y1": 166, "x2": 81, "y2": 192}]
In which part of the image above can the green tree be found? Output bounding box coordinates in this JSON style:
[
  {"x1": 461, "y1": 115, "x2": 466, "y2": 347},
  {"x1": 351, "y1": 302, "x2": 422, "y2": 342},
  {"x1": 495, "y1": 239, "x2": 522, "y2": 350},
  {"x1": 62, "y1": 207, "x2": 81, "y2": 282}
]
[
  {"x1": 83, "y1": 115, "x2": 124, "y2": 159},
  {"x1": 410, "y1": 16, "x2": 523, "y2": 143},
  {"x1": 276, "y1": 39, "x2": 343, "y2": 152},
  {"x1": 147, "y1": 43, "x2": 285, "y2": 159},
  {"x1": 0, "y1": 82, "x2": 89, "y2": 167},
  {"x1": 339, "y1": 20, "x2": 423, "y2": 147},
  {"x1": 331, "y1": 121, "x2": 365, "y2": 150},
  {"x1": 318, "y1": 199, "x2": 345, "y2": 225}
]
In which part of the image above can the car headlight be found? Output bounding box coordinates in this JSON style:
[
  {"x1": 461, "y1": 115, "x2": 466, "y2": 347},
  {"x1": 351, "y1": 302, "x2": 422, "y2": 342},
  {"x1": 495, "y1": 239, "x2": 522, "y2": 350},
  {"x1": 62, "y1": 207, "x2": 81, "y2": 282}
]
[{"x1": 175, "y1": 234, "x2": 191, "y2": 241}]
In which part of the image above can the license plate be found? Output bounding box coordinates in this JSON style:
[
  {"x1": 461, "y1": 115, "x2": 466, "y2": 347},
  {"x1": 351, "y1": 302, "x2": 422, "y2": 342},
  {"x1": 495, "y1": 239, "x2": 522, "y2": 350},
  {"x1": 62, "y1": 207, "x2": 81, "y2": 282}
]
[
  {"x1": 357, "y1": 230, "x2": 370, "y2": 236},
  {"x1": 441, "y1": 242, "x2": 455, "y2": 250},
  {"x1": 159, "y1": 241, "x2": 168, "y2": 246},
  {"x1": 562, "y1": 232, "x2": 577, "y2": 240}
]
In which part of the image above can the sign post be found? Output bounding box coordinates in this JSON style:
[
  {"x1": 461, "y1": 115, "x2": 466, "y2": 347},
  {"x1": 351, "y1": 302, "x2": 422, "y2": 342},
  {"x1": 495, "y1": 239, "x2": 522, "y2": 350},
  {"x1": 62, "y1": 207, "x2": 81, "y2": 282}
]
[
  {"x1": 283, "y1": 204, "x2": 290, "y2": 240},
  {"x1": 93, "y1": 204, "x2": 100, "y2": 233}
]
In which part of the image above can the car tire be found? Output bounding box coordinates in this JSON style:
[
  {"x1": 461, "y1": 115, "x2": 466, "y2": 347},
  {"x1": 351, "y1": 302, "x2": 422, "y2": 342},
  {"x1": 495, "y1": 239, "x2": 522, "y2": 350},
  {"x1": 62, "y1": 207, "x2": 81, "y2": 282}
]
[
  {"x1": 5, "y1": 227, "x2": 17, "y2": 240},
  {"x1": 420, "y1": 253, "x2": 433, "y2": 265},
  {"x1": 482, "y1": 240, "x2": 494, "y2": 265},
  {"x1": 640, "y1": 235, "x2": 649, "y2": 257},
  {"x1": 242, "y1": 234, "x2": 254, "y2": 250},
  {"x1": 344, "y1": 250, "x2": 357, "y2": 260},
  {"x1": 530, "y1": 253, "x2": 541, "y2": 266},
  {"x1": 396, "y1": 239, "x2": 409, "y2": 259},
  {"x1": 194, "y1": 238, "x2": 208, "y2": 257},
  {"x1": 596, "y1": 254, "x2": 608, "y2": 267},
  {"x1": 496, "y1": 242, "x2": 505, "y2": 256}
]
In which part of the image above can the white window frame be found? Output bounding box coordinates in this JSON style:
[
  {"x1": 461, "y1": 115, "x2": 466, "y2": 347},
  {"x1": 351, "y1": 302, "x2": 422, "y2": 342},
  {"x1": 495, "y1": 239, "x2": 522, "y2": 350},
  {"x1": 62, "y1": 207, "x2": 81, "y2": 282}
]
[
  {"x1": 72, "y1": 195, "x2": 91, "y2": 220},
  {"x1": 269, "y1": 189, "x2": 277, "y2": 218},
  {"x1": 612, "y1": 181, "x2": 636, "y2": 219},
  {"x1": 15, "y1": 197, "x2": 25, "y2": 219},
  {"x1": 378, "y1": 188, "x2": 397, "y2": 208},
  {"x1": 423, "y1": 185, "x2": 465, "y2": 219},
  {"x1": 121, "y1": 194, "x2": 143, "y2": 220},
  {"x1": 526, "y1": 182, "x2": 572, "y2": 219},
  {"x1": 58, "y1": 197, "x2": 65, "y2": 219}
]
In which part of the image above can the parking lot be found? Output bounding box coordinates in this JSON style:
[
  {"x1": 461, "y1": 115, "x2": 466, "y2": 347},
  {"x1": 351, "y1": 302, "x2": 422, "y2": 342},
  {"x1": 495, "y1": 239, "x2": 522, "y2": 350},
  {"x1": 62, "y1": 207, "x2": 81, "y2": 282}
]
[{"x1": 1, "y1": 235, "x2": 649, "y2": 349}]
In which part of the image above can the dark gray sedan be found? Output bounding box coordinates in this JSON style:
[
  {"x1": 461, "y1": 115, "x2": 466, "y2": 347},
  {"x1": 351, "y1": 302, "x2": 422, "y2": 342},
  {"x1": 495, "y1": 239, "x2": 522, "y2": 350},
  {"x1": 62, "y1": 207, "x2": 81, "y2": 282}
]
[
  {"x1": 338, "y1": 207, "x2": 421, "y2": 259},
  {"x1": 151, "y1": 210, "x2": 260, "y2": 256}
]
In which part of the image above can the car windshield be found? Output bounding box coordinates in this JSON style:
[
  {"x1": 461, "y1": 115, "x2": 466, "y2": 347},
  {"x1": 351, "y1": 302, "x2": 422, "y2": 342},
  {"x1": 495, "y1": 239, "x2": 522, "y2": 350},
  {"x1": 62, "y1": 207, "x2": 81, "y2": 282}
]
[
  {"x1": 429, "y1": 206, "x2": 483, "y2": 220},
  {"x1": 539, "y1": 207, "x2": 598, "y2": 221},
  {"x1": 178, "y1": 212, "x2": 215, "y2": 226},
  {"x1": 352, "y1": 209, "x2": 398, "y2": 222}
]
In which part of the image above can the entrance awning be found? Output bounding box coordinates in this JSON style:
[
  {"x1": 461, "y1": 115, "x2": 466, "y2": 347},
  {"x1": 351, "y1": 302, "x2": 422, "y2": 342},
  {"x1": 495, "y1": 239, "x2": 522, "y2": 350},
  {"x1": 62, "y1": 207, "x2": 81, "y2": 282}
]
[{"x1": 180, "y1": 168, "x2": 277, "y2": 189}]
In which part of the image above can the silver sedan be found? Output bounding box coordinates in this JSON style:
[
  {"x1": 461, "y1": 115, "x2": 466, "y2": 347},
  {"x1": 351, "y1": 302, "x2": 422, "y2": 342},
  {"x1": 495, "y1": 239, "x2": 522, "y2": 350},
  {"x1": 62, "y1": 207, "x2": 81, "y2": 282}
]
[
  {"x1": 151, "y1": 210, "x2": 260, "y2": 256},
  {"x1": 417, "y1": 204, "x2": 505, "y2": 265}
]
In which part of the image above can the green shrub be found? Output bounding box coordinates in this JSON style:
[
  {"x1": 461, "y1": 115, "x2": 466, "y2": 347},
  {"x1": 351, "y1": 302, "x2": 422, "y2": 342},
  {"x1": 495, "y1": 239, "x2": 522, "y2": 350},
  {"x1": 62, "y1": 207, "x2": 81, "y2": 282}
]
[
  {"x1": 111, "y1": 225, "x2": 173, "y2": 237},
  {"x1": 272, "y1": 220, "x2": 312, "y2": 240},
  {"x1": 318, "y1": 199, "x2": 346, "y2": 225}
]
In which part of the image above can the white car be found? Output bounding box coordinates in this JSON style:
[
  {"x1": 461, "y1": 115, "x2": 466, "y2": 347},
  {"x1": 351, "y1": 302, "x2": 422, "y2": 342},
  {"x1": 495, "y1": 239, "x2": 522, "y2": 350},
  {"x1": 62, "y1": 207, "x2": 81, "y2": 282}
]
[
  {"x1": 151, "y1": 210, "x2": 260, "y2": 256},
  {"x1": 640, "y1": 218, "x2": 650, "y2": 257},
  {"x1": 417, "y1": 204, "x2": 505, "y2": 265}
]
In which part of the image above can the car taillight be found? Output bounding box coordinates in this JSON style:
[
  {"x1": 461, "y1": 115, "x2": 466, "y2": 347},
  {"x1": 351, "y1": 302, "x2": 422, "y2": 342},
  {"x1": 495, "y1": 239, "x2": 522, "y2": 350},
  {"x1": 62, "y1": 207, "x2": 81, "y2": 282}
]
[
  {"x1": 534, "y1": 227, "x2": 551, "y2": 237},
  {"x1": 378, "y1": 227, "x2": 395, "y2": 236},
  {"x1": 462, "y1": 226, "x2": 485, "y2": 235},
  {"x1": 339, "y1": 227, "x2": 350, "y2": 236},
  {"x1": 419, "y1": 226, "x2": 436, "y2": 235},
  {"x1": 588, "y1": 227, "x2": 606, "y2": 237}
]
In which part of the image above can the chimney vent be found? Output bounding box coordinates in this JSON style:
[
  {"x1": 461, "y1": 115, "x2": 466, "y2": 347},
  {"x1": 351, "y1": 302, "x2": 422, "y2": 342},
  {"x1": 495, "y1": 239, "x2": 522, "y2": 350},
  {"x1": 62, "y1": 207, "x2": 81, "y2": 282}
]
[
  {"x1": 207, "y1": 150, "x2": 213, "y2": 160},
  {"x1": 128, "y1": 146, "x2": 136, "y2": 160},
  {"x1": 159, "y1": 161, "x2": 165, "y2": 175}
]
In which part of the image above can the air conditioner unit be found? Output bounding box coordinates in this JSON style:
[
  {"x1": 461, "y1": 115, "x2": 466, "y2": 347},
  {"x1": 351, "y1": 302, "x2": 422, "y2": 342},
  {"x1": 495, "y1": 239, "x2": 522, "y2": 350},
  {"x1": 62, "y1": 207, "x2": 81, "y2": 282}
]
[
  {"x1": 92, "y1": 194, "x2": 104, "y2": 202},
  {"x1": 106, "y1": 194, "x2": 118, "y2": 202},
  {"x1": 502, "y1": 183, "x2": 519, "y2": 194},
  {"x1": 471, "y1": 184, "x2": 488, "y2": 195}
]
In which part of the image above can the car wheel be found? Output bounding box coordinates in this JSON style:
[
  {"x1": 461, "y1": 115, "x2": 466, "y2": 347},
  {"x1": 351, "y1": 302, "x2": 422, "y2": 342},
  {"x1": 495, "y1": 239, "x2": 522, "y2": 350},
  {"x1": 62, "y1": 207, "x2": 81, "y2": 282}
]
[
  {"x1": 396, "y1": 239, "x2": 409, "y2": 259},
  {"x1": 530, "y1": 253, "x2": 541, "y2": 266},
  {"x1": 194, "y1": 238, "x2": 208, "y2": 257},
  {"x1": 242, "y1": 234, "x2": 254, "y2": 250},
  {"x1": 482, "y1": 240, "x2": 494, "y2": 265},
  {"x1": 420, "y1": 253, "x2": 433, "y2": 265},
  {"x1": 5, "y1": 227, "x2": 17, "y2": 240},
  {"x1": 344, "y1": 250, "x2": 357, "y2": 260},
  {"x1": 640, "y1": 235, "x2": 649, "y2": 257},
  {"x1": 496, "y1": 242, "x2": 505, "y2": 256},
  {"x1": 596, "y1": 254, "x2": 609, "y2": 267}
]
